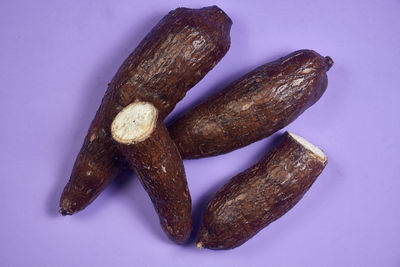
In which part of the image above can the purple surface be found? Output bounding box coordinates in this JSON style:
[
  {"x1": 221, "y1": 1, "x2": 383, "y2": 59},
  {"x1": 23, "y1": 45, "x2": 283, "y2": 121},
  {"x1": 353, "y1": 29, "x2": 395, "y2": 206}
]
[{"x1": 1, "y1": 0, "x2": 399, "y2": 266}]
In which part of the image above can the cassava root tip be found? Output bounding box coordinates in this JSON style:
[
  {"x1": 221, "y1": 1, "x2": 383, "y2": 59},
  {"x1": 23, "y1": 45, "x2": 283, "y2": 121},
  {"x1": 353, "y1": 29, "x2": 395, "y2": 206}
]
[
  {"x1": 59, "y1": 209, "x2": 70, "y2": 216},
  {"x1": 325, "y1": 56, "x2": 334, "y2": 70}
]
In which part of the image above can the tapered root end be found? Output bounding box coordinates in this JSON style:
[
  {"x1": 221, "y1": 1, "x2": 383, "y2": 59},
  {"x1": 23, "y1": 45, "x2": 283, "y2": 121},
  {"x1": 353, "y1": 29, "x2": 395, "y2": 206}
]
[
  {"x1": 325, "y1": 56, "x2": 334, "y2": 70},
  {"x1": 59, "y1": 188, "x2": 81, "y2": 215},
  {"x1": 111, "y1": 102, "x2": 158, "y2": 145},
  {"x1": 196, "y1": 242, "x2": 203, "y2": 250},
  {"x1": 59, "y1": 209, "x2": 71, "y2": 216}
]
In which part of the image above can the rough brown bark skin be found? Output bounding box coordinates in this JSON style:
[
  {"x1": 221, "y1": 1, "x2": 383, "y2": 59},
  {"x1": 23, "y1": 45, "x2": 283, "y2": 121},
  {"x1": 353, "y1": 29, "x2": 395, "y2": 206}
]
[
  {"x1": 60, "y1": 6, "x2": 232, "y2": 215},
  {"x1": 169, "y1": 50, "x2": 333, "y2": 159},
  {"x1": 197, "y1": 132, "x2": 327, "y2": 250},
  {"x1": 112, "y1": 108, "x2": 192, "y2": 244}
]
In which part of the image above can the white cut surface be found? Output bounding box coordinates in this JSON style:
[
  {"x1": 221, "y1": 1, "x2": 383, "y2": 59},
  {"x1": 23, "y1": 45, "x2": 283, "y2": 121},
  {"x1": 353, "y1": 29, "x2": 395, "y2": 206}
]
[
  {"x1": 288, "y1": 132, "x2": 327, "y2": 163},
  {"x1": 111, "y1": 102, "x2": 157, "y2": 144}
]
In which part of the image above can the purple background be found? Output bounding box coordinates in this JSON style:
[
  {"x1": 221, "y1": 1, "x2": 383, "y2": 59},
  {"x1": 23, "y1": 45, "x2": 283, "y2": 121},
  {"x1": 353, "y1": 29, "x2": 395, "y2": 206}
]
[{"x1": 1, "y1": 0, "x2": 399, "y2": 266}]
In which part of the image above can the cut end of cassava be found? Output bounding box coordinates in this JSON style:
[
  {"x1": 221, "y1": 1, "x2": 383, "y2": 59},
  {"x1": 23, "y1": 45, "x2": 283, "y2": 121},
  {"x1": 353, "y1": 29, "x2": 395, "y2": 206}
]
[
  {"x1": 287, "y1": 132, "x2": 327, "y2": 164},
  {"x1": 196, "y1": 242, "x2": 203, "y2": 250},
  {"x1": 111, "y1": 102, "x2": 158, "y2": 145}
]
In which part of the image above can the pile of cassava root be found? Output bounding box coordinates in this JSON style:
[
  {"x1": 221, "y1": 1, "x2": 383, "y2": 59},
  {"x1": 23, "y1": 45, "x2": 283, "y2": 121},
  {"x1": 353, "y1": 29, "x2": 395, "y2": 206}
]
[{"x1": 59, "y1": 6, "x2": 333, "y2": 250}]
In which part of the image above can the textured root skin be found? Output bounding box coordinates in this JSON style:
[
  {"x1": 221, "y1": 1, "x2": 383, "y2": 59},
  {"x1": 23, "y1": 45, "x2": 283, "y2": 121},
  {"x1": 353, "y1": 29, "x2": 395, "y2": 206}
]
[
  {"x1": 197, "y1": 132, "x2": 327, "y2": 250},
  {"x1": 60, "y1": 6, "x2": 232, "y2": 215},
  {"x1": 169, "y1": 50, "x2": 333, "y2": 159},
  {"x1": 112, "y1": 106, "x2": 192, "y2": 244}
]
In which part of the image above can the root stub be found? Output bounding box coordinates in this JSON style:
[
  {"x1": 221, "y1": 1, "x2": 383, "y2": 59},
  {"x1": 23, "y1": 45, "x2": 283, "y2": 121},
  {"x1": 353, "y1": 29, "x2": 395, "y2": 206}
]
[{"x1": 59, "y1": 209, "x2": 70, "y2": 216}]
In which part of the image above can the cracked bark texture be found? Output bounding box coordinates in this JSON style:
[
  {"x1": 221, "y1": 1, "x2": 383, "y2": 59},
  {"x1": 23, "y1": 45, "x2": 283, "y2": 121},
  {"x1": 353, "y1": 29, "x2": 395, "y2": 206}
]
[
  {"x1": 112, "y1": 106, "x2": 191, "y2": 244},
  {"x1": 169, "y1": 50, "x2": 333, "y2": 159},
  {"x1": 197, "y1": 132, "x2": 327, "y2": 250},
  {"x1": 60, "y1": 6, "x2": 232, "y2": 215}
]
